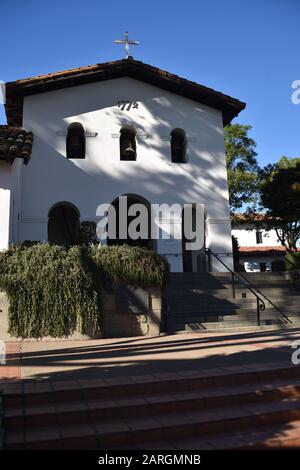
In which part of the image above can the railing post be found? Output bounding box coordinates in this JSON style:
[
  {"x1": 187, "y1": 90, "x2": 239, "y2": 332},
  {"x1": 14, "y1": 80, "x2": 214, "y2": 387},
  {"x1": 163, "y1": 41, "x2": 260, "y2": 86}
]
[
  {"x1": 257, "y1": 297, "x2": 261, "y2": 326},
  {"x1": 231, "y1": 272, "x2": 235, "y2": 299},
  {"x1": 207, "y1": 249, "x2": 211, "y2": 272}
]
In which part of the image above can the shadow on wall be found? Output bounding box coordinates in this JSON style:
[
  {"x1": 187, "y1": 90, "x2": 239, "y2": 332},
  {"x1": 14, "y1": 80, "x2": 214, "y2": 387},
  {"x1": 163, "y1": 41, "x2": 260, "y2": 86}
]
[
  {"x1": 102, "y1": 280, "x2": 150, "y2": 339},
  {"x1": 78, "y1": 249, "x2": 153, "y2": 339},
  {"x1": 22, "y1": 89, "x2": 229, "y2": 217}
]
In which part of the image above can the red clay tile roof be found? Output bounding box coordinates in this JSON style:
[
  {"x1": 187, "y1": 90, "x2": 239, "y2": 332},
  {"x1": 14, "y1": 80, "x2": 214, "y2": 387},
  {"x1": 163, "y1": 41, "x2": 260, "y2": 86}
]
[
  {"x1": 238, "y1": 246, "x2": 288, "y2": 256},
  {"x1": 0, "y1": 125, "x2": 33, "y2": 163},
  {"x1": 231, "y1": 213, "x2": 278, "y2": 224},
  {"x1": 5, "y1": 58, "x2": 246, "y2": 127}
]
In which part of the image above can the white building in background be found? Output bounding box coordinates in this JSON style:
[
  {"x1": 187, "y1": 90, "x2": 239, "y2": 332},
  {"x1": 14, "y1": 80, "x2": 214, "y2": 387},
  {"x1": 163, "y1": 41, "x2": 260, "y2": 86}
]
[
  {"x1": 0, "y1": 58, "x2": 245, "y2": 272},
  {"x1": 232, "y1": 216, "x2": 286, "y2": 272}
]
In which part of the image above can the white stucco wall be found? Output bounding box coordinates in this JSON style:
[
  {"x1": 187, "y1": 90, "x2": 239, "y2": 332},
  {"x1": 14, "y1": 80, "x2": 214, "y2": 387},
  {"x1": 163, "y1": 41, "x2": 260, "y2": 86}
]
[
  {"x1": 0, "y1": 159, "x2": 24, "y2": 250},
  {"x1": 9, "y1": 159, "x2": 23, "y2": 245},
  {"x1": 232, "y1": 226, "x2": 281, "y2": 247},
  {"x1": 17, "y1": 77, "x2": 232, "y2": 271},
  {"x1": 0, "y1": 163, "x2": 11, "y2": 250},
  {"x1": 232, "y1": 224, "x2": 284, "y2": 272}
]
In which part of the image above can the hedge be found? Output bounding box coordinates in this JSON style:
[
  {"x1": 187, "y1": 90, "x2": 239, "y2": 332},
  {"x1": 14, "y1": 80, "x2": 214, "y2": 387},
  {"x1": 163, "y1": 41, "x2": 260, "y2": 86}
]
[
  {"x1": 90, "y1": 245, "x2": 169, "y2": 288},
  {"x1": 0, "y1": 244, "x2": 168, "y2": 338}
]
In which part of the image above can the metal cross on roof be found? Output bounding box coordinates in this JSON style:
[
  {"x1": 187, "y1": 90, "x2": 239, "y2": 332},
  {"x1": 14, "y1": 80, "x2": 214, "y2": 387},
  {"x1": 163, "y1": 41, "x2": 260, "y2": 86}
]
[{"x1": 114, "y1": 31, "x2": 140, "y2": 59}]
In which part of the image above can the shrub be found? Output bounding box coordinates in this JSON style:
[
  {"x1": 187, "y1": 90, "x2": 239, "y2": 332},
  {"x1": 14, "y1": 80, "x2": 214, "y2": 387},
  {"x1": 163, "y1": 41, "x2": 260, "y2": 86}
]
[
  {"x1": 0, "y1": 243, "x2": 169, "y2": 338},
  {"x1": 232, "y1": 235, "x2": 245, "y2": 272},
  {"x1": 90, "y1": 245, "x2": 169, "y2": 288},
  {"x1": 0, "y1": 244, "x2": 102, "y2": 338},
  {"x1": 79, "y1": 221, "x2": 99, "y2": 246}
]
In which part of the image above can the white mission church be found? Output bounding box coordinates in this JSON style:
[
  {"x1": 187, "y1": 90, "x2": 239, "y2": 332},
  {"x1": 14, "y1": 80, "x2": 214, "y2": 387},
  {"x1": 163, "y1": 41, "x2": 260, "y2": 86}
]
[{"x1": 0, "y1": 47, "x2": 245, "y2": 272}]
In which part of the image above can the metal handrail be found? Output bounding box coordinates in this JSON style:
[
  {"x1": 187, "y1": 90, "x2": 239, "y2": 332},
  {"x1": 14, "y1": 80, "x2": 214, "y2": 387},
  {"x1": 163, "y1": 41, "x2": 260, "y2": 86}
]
[{"x1": 206, "y1": 248, "x2": 266, "y2": 326}]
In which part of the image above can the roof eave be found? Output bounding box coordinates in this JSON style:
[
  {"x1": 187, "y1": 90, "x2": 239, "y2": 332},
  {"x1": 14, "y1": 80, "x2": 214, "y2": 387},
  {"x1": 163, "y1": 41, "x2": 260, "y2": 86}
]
[{"x1": 5, "y1": 59, "x2": 246, "y2": 127}]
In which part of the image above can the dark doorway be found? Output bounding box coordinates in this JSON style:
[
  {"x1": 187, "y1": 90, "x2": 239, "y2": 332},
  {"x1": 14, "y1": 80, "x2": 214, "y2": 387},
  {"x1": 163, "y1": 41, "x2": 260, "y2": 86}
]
[
  {"x1": 182, "y1": 204, "x2": 205, "y2": 272},
  {"x1": 107, "y1": 195, "x2": 153, "y2": 249},
  {"x1": 48, "y1": 203, "x2": 80, "y2": 246}
]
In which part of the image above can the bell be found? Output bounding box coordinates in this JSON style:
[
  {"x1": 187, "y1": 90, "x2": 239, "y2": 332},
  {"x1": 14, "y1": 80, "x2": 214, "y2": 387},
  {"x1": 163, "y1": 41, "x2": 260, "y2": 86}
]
[{"x1": 123, "y1": 141, "x2": 136, "y2": 158}]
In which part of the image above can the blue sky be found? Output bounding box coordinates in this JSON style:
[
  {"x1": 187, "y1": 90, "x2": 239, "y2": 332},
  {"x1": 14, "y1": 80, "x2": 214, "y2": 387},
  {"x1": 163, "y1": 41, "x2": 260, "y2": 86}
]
[{"x1": 1, "y1": 0, "x2": 299, "y2": 167}]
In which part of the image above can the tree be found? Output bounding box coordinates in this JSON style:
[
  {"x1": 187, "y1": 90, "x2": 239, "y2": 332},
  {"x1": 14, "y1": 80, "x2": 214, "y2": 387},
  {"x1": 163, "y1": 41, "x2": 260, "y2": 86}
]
[
  {"x1": 259, "y1": 156, "x2": 300, "y2": 181},
  {"x1": 232, "y1": 235, "x2": 244, "y2": 272},
  {"x1": 224, "y1": 124, "x2": 259, "y2": 212},
  {"x1": 260, "y1": 157, "x2": 300, "y2": 253}
]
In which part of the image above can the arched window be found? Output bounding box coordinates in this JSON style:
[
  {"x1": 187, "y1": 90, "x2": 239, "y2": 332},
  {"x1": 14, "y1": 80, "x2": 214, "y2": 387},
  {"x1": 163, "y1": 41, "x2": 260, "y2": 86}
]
[
  {"x1": 170, "y1": 128, "x2": 187, "y2": 163},
  {"x1": 66, "y1": 123, "x2": 85, "y2": 159},
  {"x1": 120, "y1": 127, "x2": 137, "y2": 161}
]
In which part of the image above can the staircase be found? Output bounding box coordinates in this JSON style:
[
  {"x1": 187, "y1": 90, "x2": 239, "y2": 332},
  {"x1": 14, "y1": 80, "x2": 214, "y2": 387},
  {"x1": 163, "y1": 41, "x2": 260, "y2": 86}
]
[
  {"x1": 3, "y1": 361, "x2": 300, "y2": 449},
  {"x1": 165, "y1": 271, "x2": 300, "y2": 333}
]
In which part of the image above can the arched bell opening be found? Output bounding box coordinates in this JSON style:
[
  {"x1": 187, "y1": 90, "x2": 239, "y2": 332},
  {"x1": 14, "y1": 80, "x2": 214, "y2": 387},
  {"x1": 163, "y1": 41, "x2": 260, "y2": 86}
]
[
  {"x1": 170, "y1": 128, "x2": 187, "y2": 163},
  {"x1": 120, "y1": 127, "x2": 137, "y2": 161},
  {"x1": 66, "y1": 122, "x2": 85, "y2": 159}
]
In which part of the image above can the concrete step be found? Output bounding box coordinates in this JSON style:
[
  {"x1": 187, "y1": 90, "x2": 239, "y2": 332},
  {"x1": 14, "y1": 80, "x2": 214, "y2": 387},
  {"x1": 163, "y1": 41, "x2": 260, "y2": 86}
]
[
  {"x1": 166, "y1": 317, "x2": 297, "y2": 330},
  {"x1": 167, "y1": 307, "x2": 300, "y2": 319},
  {"x1": 187, "y1": 319, "x2": 284, "y2": 329},
  {"x1": 166, "y1": 287, "x2": 296, "y2": 297},
  {"x1": 122, "y1": 420, "x2": 300, "y2": 449},
  {"x1": 166, "y1": 283, "x2": 298, "y2": 293},
  {"x1": 169, "y1": 278, "x2": 295, "y2": 289},
  {"x1": 168, "y1": 271, "x2": 294, "y2": 282},
  {"x1": 7, "y1": 362, "x2": 299, "y2": 407},
  {"x1": 3, "y1": 361, "x2": 300, "y2": 449},
  {"x1": 167, "y1": 296, "x2": 300, "y2": 310},
  {"x1": 169, "y1": 272, "x2": 293, "y2": 281},
  {"x1": 7, "y1": 398, "x2": 300, "y2": 450},
  {"x1": 169, "y1": 322, "x2": 300, "y2": 334},
  {"x1": 168, "y1": 321, "x2": 282, "y2": 333},
  {"x1": 168, "y1": 302, "x2": 300, "y2": 318},
  {"x1": 165, "y1": 289, "x2": 299, "y2": 303},
  {"x1": 5, "y1": 378, "x2": 300, "y2": 432}
]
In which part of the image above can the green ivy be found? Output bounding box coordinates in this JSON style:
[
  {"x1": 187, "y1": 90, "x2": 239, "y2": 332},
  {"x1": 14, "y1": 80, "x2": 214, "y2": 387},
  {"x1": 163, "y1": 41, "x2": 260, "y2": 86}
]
[
  {"x1": 0, "y1": 244, "x2": 102, "y2": 338},
  {"x1": 0, "y1": 243, "x2": 168, "y2": 338},
  {"x1": 90, "y1": 245, "x2": 169, "y2": 289}
]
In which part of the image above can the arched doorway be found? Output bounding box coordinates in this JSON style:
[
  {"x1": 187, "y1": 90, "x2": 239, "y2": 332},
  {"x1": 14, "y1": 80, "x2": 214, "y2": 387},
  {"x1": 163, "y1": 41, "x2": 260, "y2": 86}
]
[
  {"x1": 48, "y1": 202, "x2": 80, "y2": 246},
  {"x1": 107, "y1": 194, "x2": 153, "y2": 249}
]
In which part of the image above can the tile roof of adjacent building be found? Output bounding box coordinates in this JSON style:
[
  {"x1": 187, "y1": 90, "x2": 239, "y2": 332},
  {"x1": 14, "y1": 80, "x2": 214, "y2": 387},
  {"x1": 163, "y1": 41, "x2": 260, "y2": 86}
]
[
  {"x1": 238, "y1": 246, "x2": 300, "y2": 256},
  {"x1": 4, "y1": 58, "x2": 246, "y2": 127},
  {"x1": 0, "y1": 125, "x2": 33, "y2": 163},
  {"x1": 231, "y1": 213, "x2": 275, "y2": 223}
]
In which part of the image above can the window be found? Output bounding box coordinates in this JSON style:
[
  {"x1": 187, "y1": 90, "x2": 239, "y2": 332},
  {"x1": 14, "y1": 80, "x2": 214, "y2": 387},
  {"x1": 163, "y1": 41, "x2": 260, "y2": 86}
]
[
  {"x1": 171, "y1": 128, "x2": 187, "y2": 163},
  {"x1": 120, "y1": 128, "x2": 136, "y2": 161},
  {"x1": 66, "y1": 123, "x2": 85, "y2": 159},
  {"x1": 256, "y1": 230, "x2": 263, "y2": 244}
]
